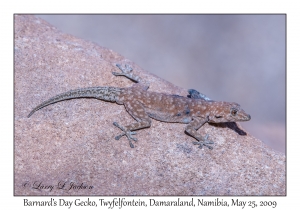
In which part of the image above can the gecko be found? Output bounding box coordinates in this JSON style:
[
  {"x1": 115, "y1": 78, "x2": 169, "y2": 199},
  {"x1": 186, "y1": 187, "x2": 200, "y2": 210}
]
[{"x1": 28, "y1": 64, "x2": 251, "y2": 149}]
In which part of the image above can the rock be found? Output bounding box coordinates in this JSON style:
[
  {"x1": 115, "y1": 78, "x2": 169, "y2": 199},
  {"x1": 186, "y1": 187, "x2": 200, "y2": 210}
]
[{"x1": 14, "y1": 15, "x2": 285, "y2": 195}]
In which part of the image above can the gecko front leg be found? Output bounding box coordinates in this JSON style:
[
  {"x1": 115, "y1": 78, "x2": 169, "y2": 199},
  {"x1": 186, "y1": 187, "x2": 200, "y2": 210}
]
[{"x1": 185, "y1": 117, "x2": 214, "y2": 149}]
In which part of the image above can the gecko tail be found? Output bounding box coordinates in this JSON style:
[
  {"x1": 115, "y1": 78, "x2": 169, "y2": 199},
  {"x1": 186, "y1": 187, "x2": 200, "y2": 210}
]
[{"x1": 27, "y1": 86, "x2": 121, "y2": 117}]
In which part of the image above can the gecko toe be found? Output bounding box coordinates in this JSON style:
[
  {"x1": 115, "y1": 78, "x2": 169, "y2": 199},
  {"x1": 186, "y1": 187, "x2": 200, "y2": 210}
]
[
  {"x1": 193, "y1": 142, "x2": 203, "y2": 149},
  {"x1": 115, "y1": 63, "x2": 122, "y2": 69},
  {"x1": 112, "y1": 71, "x2": 127, "y2": 77},
  {"x1": 115, "y1": 134, "x2": 124, "y2": 140},
  {"x1": 113, "y1": 122, "x2": 124, "y2": 131},
  {"x1": 193, "y1": 141, "x2": 214, "y2": 149},
  {"x1": 130, "y1": 136, "x2": 138, "y2": 141},
  {"x1": 129, "y1": 141, "x2": 135, "y2": 148}
]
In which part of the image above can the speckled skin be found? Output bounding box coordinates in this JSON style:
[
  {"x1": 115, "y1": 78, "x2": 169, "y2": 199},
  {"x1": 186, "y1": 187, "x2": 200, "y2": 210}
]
[{"x1": 28, "y1": 64, "x2": 251, "y2": 149}]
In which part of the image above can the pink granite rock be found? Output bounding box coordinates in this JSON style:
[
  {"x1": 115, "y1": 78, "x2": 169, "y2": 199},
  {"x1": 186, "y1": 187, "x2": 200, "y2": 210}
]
[{"x1": 14, "y1": 15, "x2": 285, "y2": 195}]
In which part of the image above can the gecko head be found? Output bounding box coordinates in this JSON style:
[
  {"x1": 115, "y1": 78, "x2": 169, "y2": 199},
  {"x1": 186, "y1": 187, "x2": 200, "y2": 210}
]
[{"x1": 207, "y1": 102, "x2": 251, "y2": 123}]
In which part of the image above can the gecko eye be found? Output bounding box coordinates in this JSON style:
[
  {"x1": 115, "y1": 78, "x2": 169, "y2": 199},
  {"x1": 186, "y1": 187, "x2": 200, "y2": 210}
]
[
  {"x1": 215, "y1": 116, "x2": 222, "y2": 118},
  {"x1": 231, "y1": 108, "x2": 238, "y2": 116}
]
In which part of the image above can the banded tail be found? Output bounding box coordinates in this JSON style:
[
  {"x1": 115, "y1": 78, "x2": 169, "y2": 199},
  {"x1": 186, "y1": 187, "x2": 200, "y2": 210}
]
[{"x1": 27, "y1": 86, "x2": 121, "y2": 117}]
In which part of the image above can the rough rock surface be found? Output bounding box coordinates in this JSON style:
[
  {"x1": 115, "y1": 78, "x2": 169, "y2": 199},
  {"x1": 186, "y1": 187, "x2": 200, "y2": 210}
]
[{"x1": 14, "y1": 15, "x2": 286, "y2": 195}]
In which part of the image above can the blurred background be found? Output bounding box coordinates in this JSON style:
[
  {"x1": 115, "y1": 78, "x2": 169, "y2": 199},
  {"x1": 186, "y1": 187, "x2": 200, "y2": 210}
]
[{"x1": 37, "y1": 15, "x2": 286, "y2": 153}]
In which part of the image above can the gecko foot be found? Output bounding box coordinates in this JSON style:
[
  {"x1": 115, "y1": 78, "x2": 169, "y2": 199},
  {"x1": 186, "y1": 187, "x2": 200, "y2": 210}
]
[
  {"x1": 112, "y1": 64, "x2": 140, "y2": 83},
  {"x1": 113, "y1": 122, "x2": 137, "y2": 148},
  {"x1": 112, "y1": 64, "x2": 133, "y2": 77},
  {"x1": 115, "y1": 63, "x2": 133, "y2": 73},
  {"x1": 193, "y1": 134, "x2": 214, "y2": 150}
]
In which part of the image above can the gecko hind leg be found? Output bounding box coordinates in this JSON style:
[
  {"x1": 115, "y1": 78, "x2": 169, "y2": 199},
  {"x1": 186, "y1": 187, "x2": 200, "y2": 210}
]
[
  {"x1": 192, "y1": 134, "x2": 214, "y2": 150},
  {"x1": 112, "y1": 64, "x2": 141, "y2": 83},
  {"x1": 113, "y1": 122, "x2": 138, "y2": 148}
]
